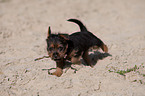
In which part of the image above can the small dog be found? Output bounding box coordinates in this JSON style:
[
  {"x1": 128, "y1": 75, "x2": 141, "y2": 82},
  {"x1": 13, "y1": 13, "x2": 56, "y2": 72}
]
[{"x1": 46, "y1": 19, "x2": 108, "y2": 77}]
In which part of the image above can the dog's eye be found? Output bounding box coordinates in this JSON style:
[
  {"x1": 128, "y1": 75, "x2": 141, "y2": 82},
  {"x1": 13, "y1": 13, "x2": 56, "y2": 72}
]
[
  {"x1": 49, "y1": 47, "x2": 53, "y2": 51},
  {"x1": 46, "y1": 39, "x2": 48, "y2": 41},
  {"x1": 58, "y1": 47, "x2": 63, "y2": 51}
]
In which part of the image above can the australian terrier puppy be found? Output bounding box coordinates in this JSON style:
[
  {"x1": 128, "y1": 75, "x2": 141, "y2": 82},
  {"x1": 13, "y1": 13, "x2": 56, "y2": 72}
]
[{"x1": 46, "y1": 19, "x2": 108, "y2": 77}]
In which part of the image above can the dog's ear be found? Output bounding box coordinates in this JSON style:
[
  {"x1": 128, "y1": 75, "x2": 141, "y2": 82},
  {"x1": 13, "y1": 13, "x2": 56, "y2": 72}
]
[
  {"x1": 58, "y1": 34, "x2": 69, "y2": 40},
  {"x1": 47, "y1": 26, "x2": 51, "y2": 37}
]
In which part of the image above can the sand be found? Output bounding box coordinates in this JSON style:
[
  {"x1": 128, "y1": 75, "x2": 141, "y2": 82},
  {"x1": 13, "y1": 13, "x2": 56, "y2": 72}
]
[{"x1": 0, "y1": 0, "x2": 145, "y2": 96}]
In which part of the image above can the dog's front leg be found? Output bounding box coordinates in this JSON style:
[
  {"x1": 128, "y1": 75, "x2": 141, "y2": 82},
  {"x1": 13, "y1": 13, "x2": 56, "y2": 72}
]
[{"x1": 52, "y1": 59, "x2": 65, "y2": 77}]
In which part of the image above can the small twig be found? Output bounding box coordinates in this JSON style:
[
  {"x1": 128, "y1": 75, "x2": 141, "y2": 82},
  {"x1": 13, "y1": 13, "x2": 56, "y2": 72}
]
[
  {"x1": 71, "y1": 66, "x2": 78, "y2": 73},
  {"x1": 34, "y1": 56, "x2": 49, "y2": 61},
  {"x1": 65, "y1": 66, "x2": 78, "y2": 73}
]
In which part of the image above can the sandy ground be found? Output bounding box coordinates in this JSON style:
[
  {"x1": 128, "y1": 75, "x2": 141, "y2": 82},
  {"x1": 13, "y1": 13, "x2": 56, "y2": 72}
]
[{"x1": 0, "y1": 0, "x2": 145, "y2": 96}]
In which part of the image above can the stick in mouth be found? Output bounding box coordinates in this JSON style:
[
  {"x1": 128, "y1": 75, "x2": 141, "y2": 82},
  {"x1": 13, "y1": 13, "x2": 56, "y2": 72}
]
[{"x1": 34, "y1": 56, "x2": 50, "y2": 61}]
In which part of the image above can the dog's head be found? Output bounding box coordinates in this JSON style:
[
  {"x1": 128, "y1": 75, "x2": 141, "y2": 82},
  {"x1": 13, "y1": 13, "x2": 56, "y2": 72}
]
[{"x1": 46, "y1": 26, "x2": 69, "y2": 62}]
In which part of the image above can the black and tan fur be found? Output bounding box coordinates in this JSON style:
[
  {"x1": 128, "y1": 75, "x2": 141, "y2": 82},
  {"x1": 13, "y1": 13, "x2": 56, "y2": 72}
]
[{"x1": 46, "y1": 19, "x2": 108, "y2": 77}]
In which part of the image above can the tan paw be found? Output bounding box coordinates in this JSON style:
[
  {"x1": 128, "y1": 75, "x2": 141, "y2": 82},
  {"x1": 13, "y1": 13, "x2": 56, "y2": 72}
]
[{"x1": 52, "y1": 71, "x2": 63, "y2": 77}]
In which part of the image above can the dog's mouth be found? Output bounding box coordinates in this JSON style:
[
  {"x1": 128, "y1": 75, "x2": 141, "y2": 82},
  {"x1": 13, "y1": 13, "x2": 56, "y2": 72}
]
[{"x1": 53, "y1": 58, "x2": 61, "y2": 61}]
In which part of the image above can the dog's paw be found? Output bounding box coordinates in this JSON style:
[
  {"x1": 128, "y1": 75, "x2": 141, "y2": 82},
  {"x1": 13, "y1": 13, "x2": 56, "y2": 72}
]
[{"x1": 51, "y1": 71, "x2": 63, "y2": 77}]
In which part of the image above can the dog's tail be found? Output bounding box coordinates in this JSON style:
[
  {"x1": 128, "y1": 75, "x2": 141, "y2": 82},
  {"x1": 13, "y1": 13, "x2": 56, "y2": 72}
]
[{"x1": 67, "y1": 19, "x2": 88, "y2": 32}]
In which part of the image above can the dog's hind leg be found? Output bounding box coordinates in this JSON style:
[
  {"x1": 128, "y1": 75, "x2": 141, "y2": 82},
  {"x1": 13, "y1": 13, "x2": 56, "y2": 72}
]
[
  {"x1": 100, "y1": 44, "x2": 108, "y2": 53},
  {"x1": 93, "y1": 43, "x2": 108, "y2": 53},
  {"x1": 93, "y1": 37, "x2": 108, "y2": 53},
  {"x1": 82, "y1": 50, "x2": 93, "y2": 67}
]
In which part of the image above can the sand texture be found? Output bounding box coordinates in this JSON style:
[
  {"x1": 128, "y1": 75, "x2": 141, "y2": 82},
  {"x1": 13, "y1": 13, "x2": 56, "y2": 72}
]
[{"x1": 0, "y1": 0, "x2": 145, "y2": 96}]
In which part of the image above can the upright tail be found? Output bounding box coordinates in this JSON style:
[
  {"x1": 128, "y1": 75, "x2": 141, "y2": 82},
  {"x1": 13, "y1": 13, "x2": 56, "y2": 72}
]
[{"x1": 67, "y1": 19, "x2": 88, "y2": 32}]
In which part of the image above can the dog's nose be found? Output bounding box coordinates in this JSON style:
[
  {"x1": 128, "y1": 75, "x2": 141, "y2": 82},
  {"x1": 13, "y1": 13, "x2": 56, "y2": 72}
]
[{"x1": 53, "y1": 52, "x2": 58, "y2": 59}]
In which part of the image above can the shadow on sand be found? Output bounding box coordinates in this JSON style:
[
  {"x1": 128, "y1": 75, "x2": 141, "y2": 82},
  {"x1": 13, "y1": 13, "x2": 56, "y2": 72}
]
[
  {"x1": 82, "y1": 51, "x2": 112, "y2": 66},
  {"x1": 42, "y1": 51, "x2": 111, "y2": 74}
]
